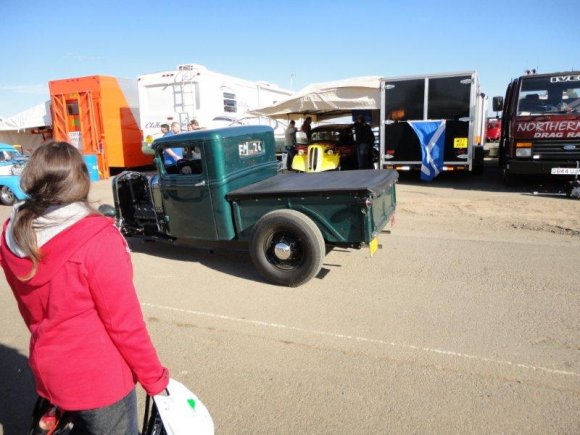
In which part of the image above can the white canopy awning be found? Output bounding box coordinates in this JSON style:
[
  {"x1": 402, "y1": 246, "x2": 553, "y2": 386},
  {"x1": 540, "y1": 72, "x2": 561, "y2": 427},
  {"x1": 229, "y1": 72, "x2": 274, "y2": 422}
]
[
  {"x1": 248, "y1": 76, "x2": 381, "y2": 120},
  {"x1": 0, "y1": 101, "x2": 52, "y2": 131}
]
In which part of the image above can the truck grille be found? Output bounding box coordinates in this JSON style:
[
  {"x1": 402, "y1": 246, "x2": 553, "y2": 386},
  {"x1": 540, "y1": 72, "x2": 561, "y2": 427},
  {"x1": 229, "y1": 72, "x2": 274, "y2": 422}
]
[
  {"x1": 307, "y1": 145, "x2": 323, "y2": 172},
  {"x1": 533, "y1": 141, "x2": 580, "y2": 161}
]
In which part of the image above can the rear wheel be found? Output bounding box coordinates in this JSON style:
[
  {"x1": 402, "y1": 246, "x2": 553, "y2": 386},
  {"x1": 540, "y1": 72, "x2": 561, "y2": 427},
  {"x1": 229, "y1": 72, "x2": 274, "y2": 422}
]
[
  {"x1": 250, "y1": 209, "x2": 325, "y2": 287},
  {"x1": 0, "y1": 186, "x2": 16, "y2": 206}
]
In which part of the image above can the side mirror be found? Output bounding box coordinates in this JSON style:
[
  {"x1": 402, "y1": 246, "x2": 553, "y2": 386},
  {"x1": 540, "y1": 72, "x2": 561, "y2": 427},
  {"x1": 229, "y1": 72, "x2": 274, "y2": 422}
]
[
  {"x1": 98, "y1": 204, "x2": 117, "y2": 218},
  {"x1": 492, "y1": 96, "x2": 504, "y2": 112}
]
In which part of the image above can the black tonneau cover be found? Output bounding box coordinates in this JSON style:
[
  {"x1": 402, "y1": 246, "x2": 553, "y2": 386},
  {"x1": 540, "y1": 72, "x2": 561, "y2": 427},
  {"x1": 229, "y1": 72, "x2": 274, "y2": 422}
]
[{"x1": 227, "y1": 170, "x2": 398, "y2": 200}]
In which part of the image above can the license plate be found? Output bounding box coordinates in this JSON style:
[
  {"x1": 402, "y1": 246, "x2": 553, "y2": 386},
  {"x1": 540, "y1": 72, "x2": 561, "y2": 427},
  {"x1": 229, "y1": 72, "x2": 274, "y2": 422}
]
[
  {"x1": 551, "y1": 167, "x2": 580, "y2": 175},
  {"x1": 369, "y1": 237, "x2": 379, "y2": 256},
  {"x1": 453, "y1": 138, "x2": 468, "y2": 148}
]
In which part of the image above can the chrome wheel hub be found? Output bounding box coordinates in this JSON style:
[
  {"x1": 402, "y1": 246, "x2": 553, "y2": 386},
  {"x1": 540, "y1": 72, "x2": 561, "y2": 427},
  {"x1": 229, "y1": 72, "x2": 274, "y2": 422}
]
[{"x1": 274, "y1": 242, "x2": 292, "y2": 260}]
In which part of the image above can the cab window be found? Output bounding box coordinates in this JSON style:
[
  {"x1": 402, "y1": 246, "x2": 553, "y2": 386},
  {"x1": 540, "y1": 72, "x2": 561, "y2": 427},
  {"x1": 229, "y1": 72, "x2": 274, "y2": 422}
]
[{"x1": 160, "y1": 143, "x2": 203, "y2": 176}]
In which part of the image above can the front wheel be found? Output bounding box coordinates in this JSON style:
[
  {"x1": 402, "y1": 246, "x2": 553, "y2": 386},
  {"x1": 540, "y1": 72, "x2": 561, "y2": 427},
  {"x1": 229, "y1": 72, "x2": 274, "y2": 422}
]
[
  {"x1": 250, "y1": 209, "x2": 325, "y2": 287},
  {"x1": 0, "y1": 186, "x2": 16, "y2": 206},
  {"x1": 500, "y1": 166, "x2": 516, "y2": 187},
  {"x1": 472, "y1": 146, "x2": 484, "y2": 175}
]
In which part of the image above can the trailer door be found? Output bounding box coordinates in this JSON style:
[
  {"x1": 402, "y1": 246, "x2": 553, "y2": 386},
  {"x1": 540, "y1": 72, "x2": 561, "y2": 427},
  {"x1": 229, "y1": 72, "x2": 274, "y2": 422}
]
[
  {"x1": 427, "y1": 75, "x2": 472, "y2": 164},
  {"x1": 381, "y1": 73, "x2": 473, "y2": 168},
  {"x1": 382, "y1": 78, "x2": 425, "y2": 164}
]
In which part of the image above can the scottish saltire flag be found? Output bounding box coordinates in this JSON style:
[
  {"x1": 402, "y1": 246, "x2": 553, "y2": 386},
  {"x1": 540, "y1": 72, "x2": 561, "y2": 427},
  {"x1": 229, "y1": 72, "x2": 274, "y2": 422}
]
[{"x1": 408, "y1": 121, "x2": 446, "y2": 182}]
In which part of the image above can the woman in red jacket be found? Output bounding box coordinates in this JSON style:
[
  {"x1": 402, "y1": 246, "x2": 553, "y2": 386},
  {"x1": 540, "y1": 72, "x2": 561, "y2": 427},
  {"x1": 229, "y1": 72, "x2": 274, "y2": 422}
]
[{"x1": 0, "y1": 141, "x2": 169, "y2": 433}]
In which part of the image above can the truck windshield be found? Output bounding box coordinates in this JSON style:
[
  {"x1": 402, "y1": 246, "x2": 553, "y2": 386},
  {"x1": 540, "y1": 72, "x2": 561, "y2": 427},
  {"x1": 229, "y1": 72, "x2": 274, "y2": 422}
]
[{"x1": 517, "y1": 74, "x2": 580, "y2": 116}]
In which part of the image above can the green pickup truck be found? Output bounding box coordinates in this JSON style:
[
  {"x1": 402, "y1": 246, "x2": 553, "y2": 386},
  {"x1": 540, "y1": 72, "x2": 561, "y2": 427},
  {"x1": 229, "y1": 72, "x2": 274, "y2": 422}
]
[{"x1": 107, "y1": 126, "x2": 397, "y2": 286}]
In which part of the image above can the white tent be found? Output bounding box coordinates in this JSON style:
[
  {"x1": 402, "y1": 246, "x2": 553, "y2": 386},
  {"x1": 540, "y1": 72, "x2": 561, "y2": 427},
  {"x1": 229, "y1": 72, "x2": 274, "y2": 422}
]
[
  {"x1": 0, "y1": 101, "x2": 52, "y2": 153},
  {"x1": 247, "y1": 76, "x2": 381, "y2": 120},
  {"x1": 0, "y1": 101, "x2": 52, "y2": 131}
]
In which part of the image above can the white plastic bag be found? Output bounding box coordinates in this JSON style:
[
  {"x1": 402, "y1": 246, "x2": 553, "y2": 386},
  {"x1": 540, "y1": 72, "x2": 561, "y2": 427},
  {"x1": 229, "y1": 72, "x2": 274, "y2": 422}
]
[{"x1": 153, "y1": 378, "x2": 214, "y2": 435}]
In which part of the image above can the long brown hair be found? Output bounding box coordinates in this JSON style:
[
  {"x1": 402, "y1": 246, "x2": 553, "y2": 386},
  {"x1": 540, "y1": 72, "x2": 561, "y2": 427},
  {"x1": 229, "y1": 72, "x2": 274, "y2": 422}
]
[{"x1": 12, "y1": 141, "x2": 91, "y2": 280}]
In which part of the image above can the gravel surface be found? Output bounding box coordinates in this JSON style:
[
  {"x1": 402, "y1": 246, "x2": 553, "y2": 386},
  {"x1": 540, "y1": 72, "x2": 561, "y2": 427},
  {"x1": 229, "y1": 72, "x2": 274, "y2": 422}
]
[{"x1": 1, "y1": 160, "x2": 578, "y2": 434}]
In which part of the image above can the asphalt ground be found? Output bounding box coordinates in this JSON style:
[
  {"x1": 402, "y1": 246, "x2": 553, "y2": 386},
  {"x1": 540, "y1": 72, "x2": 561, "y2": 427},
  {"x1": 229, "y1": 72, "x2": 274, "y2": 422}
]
[{"x1": 0, "y1": 158, "x2": 579, "y2": 434}]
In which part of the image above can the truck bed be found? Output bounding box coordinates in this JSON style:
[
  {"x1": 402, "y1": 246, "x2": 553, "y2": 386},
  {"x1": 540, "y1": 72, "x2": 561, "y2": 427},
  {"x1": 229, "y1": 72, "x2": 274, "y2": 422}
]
[
  {"x1": 227, "y1": 169, "x2": 398, "y2": 200},
  {"x1": 227, "y1": 170, "x2": 398, "y2": 246}
]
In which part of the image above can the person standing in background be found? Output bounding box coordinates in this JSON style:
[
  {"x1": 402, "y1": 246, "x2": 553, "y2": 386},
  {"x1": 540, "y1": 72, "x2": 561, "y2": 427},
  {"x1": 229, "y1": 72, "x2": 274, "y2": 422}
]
[
  {"x1": 300, "y1": 116, "x2": 312, "y2": 143},
  {"x1": 162, "y1": 123, "x2": 183, "y2": 165},
  {"x1": 284, "y1": 120, "x2": 298, "y2": 170},
  {"x1": 285, "y1": 120, "x2": 297, "y2": 147},
  {"x1": 188, "y1": 119, "x2": 202, "y2": 131},
  {"x1": 160, "y1": 123, "x2": 172, "y2": 137},
  {"x1": 170, "y1": 121, "x2": 182, "y2": 135},
  {"x1": 353, "y1": 115, "x2": 375, "y2": 169}
]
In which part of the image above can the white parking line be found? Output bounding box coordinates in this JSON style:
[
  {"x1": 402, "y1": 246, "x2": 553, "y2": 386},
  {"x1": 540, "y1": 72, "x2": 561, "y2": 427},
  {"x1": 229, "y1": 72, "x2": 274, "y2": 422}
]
[{"x1": 142, "y1": 302, "x2": 580, "y2": 379}]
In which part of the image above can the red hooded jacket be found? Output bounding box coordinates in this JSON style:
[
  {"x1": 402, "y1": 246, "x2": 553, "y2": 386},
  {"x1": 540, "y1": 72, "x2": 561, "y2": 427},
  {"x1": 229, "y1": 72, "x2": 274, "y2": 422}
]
[{"x1": 0, "y1": 215, "x2": 169, "y2": 411}]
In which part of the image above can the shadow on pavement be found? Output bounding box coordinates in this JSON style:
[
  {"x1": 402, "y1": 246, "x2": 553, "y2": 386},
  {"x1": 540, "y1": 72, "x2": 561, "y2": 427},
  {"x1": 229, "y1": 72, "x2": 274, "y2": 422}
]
[
  {"x1": 127, "y1": 238, "x2": 264, "y2": 284},
  {"x1": 396, "y1": 157, "x2": 577, "y2": 199},
  {"x1": 0, "y1": 344, "x2": 35, "y2": 435},
  {"x1": 127, "y1": 237, "x2": 349, "y2": 285}
]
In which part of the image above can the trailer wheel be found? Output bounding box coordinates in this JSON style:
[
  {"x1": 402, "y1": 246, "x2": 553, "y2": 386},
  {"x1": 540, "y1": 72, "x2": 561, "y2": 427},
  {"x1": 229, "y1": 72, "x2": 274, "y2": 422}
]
[
  {"x1": 250, "y1": 209, "x2": 325, "y2": 287},
  {"x1": 0, "y1": 186, "x2": 16, "y2": 206}
]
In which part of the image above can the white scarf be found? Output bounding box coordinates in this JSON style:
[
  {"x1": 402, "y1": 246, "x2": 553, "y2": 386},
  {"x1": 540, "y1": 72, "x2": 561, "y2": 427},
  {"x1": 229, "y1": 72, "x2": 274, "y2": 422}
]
[{"x1": 5, "y1": 202, "x2": 91, "y2": 258}]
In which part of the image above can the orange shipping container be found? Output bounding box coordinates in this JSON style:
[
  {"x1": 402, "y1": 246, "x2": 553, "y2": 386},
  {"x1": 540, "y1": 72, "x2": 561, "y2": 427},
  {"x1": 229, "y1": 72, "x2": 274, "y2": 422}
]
[{"x1": 49, "y1": 75, "x2": 152, "y2": 178}]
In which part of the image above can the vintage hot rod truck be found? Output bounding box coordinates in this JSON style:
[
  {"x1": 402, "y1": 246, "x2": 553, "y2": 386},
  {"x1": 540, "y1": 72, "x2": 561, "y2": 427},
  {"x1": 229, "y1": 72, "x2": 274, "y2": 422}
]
[{"x1": 106, "y1": 126, "x2": 397, "y2": 286}]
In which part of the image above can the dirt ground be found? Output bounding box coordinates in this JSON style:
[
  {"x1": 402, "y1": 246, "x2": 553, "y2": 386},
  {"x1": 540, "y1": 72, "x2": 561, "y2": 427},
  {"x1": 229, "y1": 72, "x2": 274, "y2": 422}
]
[{"x1": 0, "y1": 158, "x2": 579, "y2": 434}]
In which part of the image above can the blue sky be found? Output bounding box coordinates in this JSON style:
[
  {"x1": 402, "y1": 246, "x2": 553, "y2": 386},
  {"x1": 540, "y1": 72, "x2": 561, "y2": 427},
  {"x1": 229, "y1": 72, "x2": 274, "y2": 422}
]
[{"x1": 0, "y1": 0, "x2": 578, "y2": 117}]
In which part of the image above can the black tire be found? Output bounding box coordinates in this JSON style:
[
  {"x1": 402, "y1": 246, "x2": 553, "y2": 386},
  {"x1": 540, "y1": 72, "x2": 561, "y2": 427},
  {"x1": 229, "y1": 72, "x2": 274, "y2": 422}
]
[
  {"x1": 472, "y1": 146, "x2": 484, "y2": 175},
  {"x1": 0, "y1": 186, "x2": 16, "y2": 206},
  {"x1": 250, "y1": 209, "x2": 325, "y2": 287},
  {"x1": 500, "y1": 166, "x2": 515, "y2": 187}
]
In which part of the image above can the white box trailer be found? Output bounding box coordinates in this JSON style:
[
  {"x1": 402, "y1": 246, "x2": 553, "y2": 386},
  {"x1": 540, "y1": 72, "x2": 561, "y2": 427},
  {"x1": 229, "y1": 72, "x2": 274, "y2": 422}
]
[
  {"x1": 138, "y1": 64, "x2": 293, "y2": 146},
  {"x1": 379, "y1": 71, "x2": 487, "y2": 175}
]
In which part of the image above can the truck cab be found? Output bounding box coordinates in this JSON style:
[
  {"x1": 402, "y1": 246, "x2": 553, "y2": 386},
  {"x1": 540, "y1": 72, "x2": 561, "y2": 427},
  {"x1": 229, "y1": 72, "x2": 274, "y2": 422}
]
[
  {"x1": 493, "y1": 71, "x2": 580, "y2": 180},
  {"x1": 113, "y1": 126, "x2": 277, "y2": 240}
]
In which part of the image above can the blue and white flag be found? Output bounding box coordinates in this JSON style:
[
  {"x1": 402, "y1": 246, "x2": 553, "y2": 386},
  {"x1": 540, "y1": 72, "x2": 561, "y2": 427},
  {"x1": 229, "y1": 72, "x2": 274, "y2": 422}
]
[{"x1": 408, "y1": 121, "x2": 446, "y2": 182}]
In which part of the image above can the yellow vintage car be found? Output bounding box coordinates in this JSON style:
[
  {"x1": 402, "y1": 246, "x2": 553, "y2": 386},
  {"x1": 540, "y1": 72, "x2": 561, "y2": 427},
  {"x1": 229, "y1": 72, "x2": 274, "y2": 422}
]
[{"x1": 290, "y1": 124, "x2": 357, "y2": 172}]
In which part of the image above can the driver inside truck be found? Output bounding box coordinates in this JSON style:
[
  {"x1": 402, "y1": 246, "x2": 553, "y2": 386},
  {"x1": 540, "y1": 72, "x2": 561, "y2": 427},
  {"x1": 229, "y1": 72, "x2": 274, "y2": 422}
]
[{"x1": 518, "y1": 93, "x2": 540, "y2": 112}]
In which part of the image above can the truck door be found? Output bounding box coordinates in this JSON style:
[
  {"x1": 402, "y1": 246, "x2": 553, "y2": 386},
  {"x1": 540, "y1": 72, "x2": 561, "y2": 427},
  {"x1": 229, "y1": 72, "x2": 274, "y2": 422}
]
[{"x1": 156, "y1": 140, "x2": 218, "y2": 240}]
